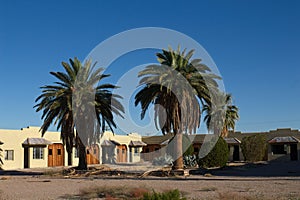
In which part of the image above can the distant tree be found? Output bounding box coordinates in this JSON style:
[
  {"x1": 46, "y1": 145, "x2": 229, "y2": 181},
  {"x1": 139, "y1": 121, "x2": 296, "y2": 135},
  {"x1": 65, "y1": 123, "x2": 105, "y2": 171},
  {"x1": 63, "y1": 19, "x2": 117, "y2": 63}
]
[
  {"x1": 241, "y1": 134, "x2": 267, "y2": 162},
  {"x1": 135, "y1": 47, "x2": 220, "y2": 170},
  {"x1": 35, "y1": 58, "x2": 124, "y2": 170},
  {"x1": 203, "y1": 91, "x2": 239, "y2": 137}
]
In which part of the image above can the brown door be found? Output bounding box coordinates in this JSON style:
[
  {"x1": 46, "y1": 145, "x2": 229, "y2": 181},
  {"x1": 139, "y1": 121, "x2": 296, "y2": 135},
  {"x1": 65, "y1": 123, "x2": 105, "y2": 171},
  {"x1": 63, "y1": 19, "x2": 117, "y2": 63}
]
[
  {"x1": 117, "y1": 145, "x2": 127, "y2": 163},
  {"x1": 48, "y1": 144, "x2": 64, "y2": 167},
  {"x1": 86, "y1": 144, "x2": 100, "y2": 165}
]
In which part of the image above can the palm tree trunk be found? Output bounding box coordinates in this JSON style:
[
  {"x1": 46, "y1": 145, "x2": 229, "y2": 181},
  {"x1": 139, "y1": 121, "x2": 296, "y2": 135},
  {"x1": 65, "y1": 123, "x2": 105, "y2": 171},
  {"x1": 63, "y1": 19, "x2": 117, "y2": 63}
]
[
  {"x1": 67, "y1": 150, "x2": 72, "y2": 166},
  {"x1": 173, "y1": 133, "x2": 183, "y2": 170},
  {"x1": 77, "y1": 137, "x2": 87, "y2": 170}
]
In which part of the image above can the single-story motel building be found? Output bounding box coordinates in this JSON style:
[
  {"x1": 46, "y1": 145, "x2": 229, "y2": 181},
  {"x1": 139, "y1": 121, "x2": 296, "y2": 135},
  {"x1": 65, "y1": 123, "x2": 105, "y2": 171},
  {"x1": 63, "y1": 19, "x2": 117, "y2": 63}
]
[
  {"x1": 141, "y1": 128, "x2": 300, "y2": 163},
  {"x1": 0, "y1": 126, "x2": 300, "y2": 170}
]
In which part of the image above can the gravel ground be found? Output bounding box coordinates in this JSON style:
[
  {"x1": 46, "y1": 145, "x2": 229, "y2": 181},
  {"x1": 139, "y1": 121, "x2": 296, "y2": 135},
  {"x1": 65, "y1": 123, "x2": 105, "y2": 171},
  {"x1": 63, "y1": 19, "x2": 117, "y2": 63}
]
[
  {"x1": 0, "y1": 176, "x2": 300, "y2": 199},
  {"x1": 1, "y1": 162, "x2": 300, "y2": 200}
]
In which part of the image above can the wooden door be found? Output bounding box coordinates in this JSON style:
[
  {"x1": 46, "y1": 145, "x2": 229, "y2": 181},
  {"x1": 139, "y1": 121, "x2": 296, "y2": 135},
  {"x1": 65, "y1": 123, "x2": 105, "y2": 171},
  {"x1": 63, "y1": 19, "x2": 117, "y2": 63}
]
[
  {"x1": 86, "y1": 144, "x2": 100, "y2": 165},
  {"x1": 48, "y1": 143, "x2": 64, "y2": 167},
  {"x1": 117, "y1": 145, "x2": 127, "y2": 163}
]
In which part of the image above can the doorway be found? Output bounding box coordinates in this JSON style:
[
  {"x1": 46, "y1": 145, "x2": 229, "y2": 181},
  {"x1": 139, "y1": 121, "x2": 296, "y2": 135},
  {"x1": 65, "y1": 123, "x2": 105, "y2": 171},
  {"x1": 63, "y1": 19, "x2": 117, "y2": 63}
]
[
  {"x1": 24, "y1": 147, "x2": 29, "y2": 168},
  {"x1": 290, "y1": 144, "x2": 298, "y2": 161},
  {"x1": 48, "y1": 143, "x2": 64, "y2": 167},
  {"x1": 233, "y1": 145, "x2": 240, "y2": 161},
  {"x1": 117, "y1": 145, "x2": 127, "y2": 163},
  {"x1": 86, "y1": 144, "x2": 100, "y2": 165}
]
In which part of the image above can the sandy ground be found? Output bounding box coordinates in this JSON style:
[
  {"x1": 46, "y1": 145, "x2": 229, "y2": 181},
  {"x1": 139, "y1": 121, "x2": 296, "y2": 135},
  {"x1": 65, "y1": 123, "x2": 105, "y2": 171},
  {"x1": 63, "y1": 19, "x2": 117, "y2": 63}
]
[{"x1": 0, "y1": 162, "x2": 300, "y2": 200}]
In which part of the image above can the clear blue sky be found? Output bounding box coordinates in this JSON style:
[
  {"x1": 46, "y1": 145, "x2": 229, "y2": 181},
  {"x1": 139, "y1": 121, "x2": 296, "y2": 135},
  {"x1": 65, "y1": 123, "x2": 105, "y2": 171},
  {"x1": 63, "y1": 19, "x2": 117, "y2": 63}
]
[{"x1": 0, "y1": 0, "x2": 300, "y2": 134}]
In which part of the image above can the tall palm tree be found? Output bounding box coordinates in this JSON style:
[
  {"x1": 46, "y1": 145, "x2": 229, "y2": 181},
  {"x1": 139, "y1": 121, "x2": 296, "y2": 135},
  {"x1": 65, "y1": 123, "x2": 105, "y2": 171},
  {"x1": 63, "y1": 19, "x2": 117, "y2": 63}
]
[
  {"x1": 0, "y1": 141, "x2": 3, "y2": 169},
  {"x1": 203, "y1": 91, "x2": 239, "y2": 137},
  {"x1": 34, "y1": 58, "x2": 124, "y2": 170},
  {"x1": 135, "y1": 47, "x2": 220, "y2": 169}
]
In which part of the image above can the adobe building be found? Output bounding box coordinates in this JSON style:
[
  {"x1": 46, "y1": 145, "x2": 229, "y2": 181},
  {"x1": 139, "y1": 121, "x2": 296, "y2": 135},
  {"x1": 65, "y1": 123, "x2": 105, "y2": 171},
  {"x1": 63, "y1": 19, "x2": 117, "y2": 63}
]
[
  {"x1": 0, "y1": 126, "x2": 145, "y2": 170},
  {"x1": 100, "y1": 131, "x2": 146, "y2": 164},
  {"x1": 0, "y1": 126, "x2": 76, "y2": 170}
]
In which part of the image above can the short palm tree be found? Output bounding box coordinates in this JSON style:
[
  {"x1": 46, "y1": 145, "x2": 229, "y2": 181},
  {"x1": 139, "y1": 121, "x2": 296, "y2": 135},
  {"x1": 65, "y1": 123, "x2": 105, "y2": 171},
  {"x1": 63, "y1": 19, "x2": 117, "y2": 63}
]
[
  {"x1": 135, "y1": 47, "x2": 220, "y2": 169},
  {"x1": 203, "y1": 91, "x2": 239, "y2": 137},
  {"x1": 35, "y1": 58, "x2": 124, "y2": 170}
]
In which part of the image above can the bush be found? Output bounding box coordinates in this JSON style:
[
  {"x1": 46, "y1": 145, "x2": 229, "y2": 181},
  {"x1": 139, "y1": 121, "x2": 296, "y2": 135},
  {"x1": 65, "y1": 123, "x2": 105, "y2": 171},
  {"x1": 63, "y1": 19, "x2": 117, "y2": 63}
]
[
  {"x1": 141, "y1": 189, "x2": 186, "y2": 200},
  {"x1": 183, "y1": 155, "x2": 197, "y2": 168},
  {"x1": 241, "y1": 134, "x2": 267, "y2": 162},
  {"x1": 197, "y1": 137, "x2": 229, "y2": 168}
]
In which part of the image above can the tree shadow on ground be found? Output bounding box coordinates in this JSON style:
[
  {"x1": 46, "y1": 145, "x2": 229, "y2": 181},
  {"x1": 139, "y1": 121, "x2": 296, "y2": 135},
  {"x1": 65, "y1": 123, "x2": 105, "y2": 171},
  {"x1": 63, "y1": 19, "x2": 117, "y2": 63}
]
[
  {"x1": 190, "y1": 160, "x2": 300, "y2": 177},
  {"x1": 0, "y1": 170, "x2": 42, "y2": 176}
]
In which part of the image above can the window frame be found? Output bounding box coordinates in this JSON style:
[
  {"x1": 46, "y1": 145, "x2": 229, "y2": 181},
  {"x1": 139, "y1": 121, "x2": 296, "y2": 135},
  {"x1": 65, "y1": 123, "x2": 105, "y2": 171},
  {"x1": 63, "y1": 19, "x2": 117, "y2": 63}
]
[
  {"x1": 33, "y1": 147, "x2": 44, "y2": 159},
  {"x1": 134, "y1": 147, "x2": 139, "y2": 156},
  {"x1": 4, "y1": 150, "x2": 14, "y2": 161},
  {"x1": 74, "y1": 148, "x2": 79, "y2": 158}
]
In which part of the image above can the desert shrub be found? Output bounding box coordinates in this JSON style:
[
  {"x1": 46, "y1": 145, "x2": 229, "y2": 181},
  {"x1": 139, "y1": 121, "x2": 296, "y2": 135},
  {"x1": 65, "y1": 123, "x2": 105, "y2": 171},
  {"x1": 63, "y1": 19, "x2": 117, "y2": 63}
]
[
  {"x1": 241, "y1": 134, "x2": 267, "y2": 162},
  {"x1": 197, "y1": 137, "x2": 229, "y2": 168},
  {"x1": 152, "y1": 154, "x2": 174, "y2": 166},
  {"x1": 67, "y1": 186, "x2": 185, "y2": 200},
  {"x1": 141, "y1": 189, "x2": 186, "y2": 200},
  {"x1": 183, "y1": 155, "x2": 197, "y2": 168}
]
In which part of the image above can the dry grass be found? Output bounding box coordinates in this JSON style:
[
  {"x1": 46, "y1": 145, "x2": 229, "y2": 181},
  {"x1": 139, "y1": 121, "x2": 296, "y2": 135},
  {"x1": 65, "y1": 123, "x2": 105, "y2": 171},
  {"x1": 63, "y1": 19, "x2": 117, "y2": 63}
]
[
  {"x1": 62, "y1": 186, "x2": 151, "y2": 200},
  {"x1": 61, "y1": 186, "x2": 189, "y2": 200},
  {"x1": 198, "y1": 187, "x2": 218, "y2": 192},
  {"x1": 43, "y1": 168, "x2": 65, "y2": 177},
  {"x1": 217, "y1": 192, "x2": 264, "y2": 200}
]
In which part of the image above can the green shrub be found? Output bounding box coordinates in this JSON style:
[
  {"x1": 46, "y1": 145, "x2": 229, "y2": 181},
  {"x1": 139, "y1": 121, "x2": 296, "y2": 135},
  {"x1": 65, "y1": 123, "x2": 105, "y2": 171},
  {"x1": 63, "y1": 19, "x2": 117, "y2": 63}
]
[
  {"x1": 141, "y1": 189, "x2": 186, "y2": 200},
  {"x1": 197, "y1": 137, "x2": 229, "y2": 168},
  {"x1": 241, "y1": 134, "x2": 267, "y2": 162}
]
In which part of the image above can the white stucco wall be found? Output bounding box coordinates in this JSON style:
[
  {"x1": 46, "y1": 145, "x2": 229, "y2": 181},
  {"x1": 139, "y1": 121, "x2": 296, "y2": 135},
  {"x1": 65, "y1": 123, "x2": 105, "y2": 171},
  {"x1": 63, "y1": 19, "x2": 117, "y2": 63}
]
[{"x1": 0, "y1": 127, "x2": 144, "y2": 170}]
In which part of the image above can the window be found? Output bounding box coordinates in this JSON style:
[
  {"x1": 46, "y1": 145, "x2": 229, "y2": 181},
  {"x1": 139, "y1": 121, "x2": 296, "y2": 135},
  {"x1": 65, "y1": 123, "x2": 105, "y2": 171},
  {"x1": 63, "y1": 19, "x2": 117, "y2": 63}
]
[
  {"x1": 57, "y1": 149, "x2": 61, "y2": 155},
  {"x1": 87, "y1": 149, "x2": 90, "y2": 154},
  {"x1": 272, "y1": 145, "x2": 287, "y2": 155},
  {"x1": 48, "y1": 149, "x2": 53, "y2": 156},
  {"x1": 33, "y1": 147, "x2": 44, "y2": 159},
  {"x1": 134, "y1": 147, "x2": 139, "y2": 156},
  {"x1": 5, "y1": 150, "x2": 14, "y2": 160},
  {"x1": 154, "y1": 147, "x2": 159, "y2": 151},
  {"x1": 122, "y1": 149, "x2": 125, "y2": 154},
  {"x1": 94, "y1": 149, "x2": 97, "y2": 155},
  {"x1": 145, "y1": 148, "x2": 150, "y2": 153},
  {"x1": 134, "y1": 148, "x2": 139, "y2": 154},
  {"x1": 74, "y1": 148, "x2": 79, "y2": 158}
]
